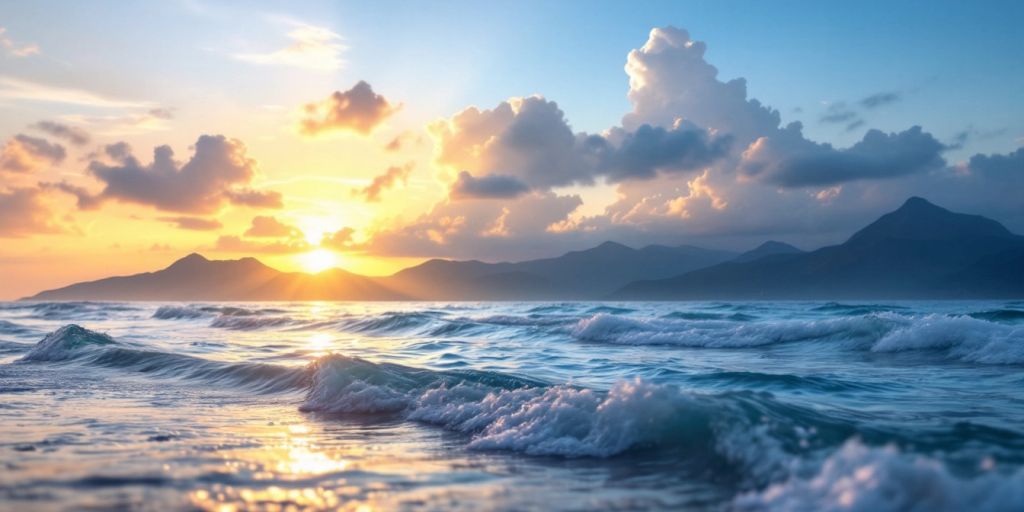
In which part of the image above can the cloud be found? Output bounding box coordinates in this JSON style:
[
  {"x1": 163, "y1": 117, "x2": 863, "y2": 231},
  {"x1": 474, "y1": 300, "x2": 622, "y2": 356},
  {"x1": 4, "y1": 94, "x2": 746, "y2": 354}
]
[
  {"x1": 300, "y1": 81, "x2": 399, "y2": 136},
  {"x1": 431, "y1": 96, "x2": 730, "y2": 193},
  {"x1": 0, "y1": 27, "x2": 39, "y2": 58},
  {"x1": 384, "y1": 131, "x2": 420, "y2": 152},
  {"x1": 449, "y1": 171, "x2": 530, "y2": 200},
  {"x1": 224, "y1": 189, "x2": 283, "y2": 209},
  {"x1": 159, "y1": 216, "x2": 223, "y2": 231},
  {"x1": 355, "y1": 162, "x2": 414, "y2": 201},
  {"x1": 0, "y1": 134, "x2": 66, "y2": 173},
  {"x1": 32, "y1": 121, "x2": 90, "y2": 146},
  {"x1": 78, "y1": 134, "x2": 280, "y2": 213},
  {"x1": 234, "y1": 22, "x2": 345, "y2": 71},
  {"x1": 860, "y1": 91, "x2": 902, "y2": 109},
  {"x1": 598, "y1": 123, "x2": 733, "y2": 182},
  {"x1": 0, "y1": 77, "x2": 152, "y2": 109},
  {"x1": 39, "y1": 181, "x2": 103, "y2": 210},
  {"x1": 741, "y1": 125, "x2": 946, "y2": 187},
  {"x1": 320, "y1": 227, "x2": 356, "y2": 250},
  {"x1": 365, "y1": 191, "x2": 583, "y2": 259},
  {"x1": 622, "y1": 27, "x2": 781, "y2": 144},
  {"x1": 213, "y1": 235, "x2": 310, "y2": 254},
  {"x1": 244, "y1": 215, "x2": 301, "y2": 238},
  {"x1": 819, "y1": 102, "x2": 860, "y2": 125},
  {"x1": 0, "y1": 187, "x2": 61, "y2": 237},
  {"x1": 967, "y1": 147, "x2": 1024, "y2": 183}
]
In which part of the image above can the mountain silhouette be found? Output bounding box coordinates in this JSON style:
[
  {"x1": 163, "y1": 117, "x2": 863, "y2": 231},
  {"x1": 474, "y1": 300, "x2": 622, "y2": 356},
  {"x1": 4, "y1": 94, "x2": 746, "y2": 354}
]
[
  {"x1": 612, "y1": 197, "x2": 1024, "y2": 299},
  {"x1": 25, "y1": 197, "x2": 1024, "y2": 301},
  {"x1": 28, "y1": 253, "x2": 407, "y2": 301}
]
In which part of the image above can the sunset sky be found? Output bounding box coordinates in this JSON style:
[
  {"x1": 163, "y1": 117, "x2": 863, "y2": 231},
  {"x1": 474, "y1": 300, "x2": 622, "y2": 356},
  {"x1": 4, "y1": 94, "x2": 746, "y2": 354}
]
[{"x1": 1, "y1": 0, "x2": 1023, "y2": 299}]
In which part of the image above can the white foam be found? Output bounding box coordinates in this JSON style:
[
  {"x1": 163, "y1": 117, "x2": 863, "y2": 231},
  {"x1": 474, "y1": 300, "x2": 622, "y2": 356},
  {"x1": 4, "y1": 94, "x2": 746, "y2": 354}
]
[
  {"x1": 870, "y1": 314, "x2": 1024, "y2": 364},
  {"x1": 735, "y1": 440, "x2": 1024, "y2": 512},
  {"x1": 300, "y1": 356, "x2": 795, "y2": 464}
]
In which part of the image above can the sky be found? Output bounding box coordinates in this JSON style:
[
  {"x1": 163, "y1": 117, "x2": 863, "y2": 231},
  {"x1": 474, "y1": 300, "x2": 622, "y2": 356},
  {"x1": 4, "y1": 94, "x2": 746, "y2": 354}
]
[{"x1": 1, "y1": 0, "x2": 1022, "y2": 299}]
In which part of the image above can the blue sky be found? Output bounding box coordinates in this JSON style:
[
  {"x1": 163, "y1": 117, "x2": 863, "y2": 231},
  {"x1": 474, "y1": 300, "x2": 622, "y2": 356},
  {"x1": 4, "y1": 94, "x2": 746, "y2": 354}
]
[{"x1": 3, "y1": 0, "x2": 1022, "y2": 156}]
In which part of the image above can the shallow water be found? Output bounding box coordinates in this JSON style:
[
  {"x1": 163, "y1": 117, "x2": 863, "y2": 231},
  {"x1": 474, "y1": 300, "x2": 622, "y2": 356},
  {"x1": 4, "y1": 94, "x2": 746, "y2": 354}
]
[{"x1": 1, "y1": 300, "x2": 1023, "y2": 511}]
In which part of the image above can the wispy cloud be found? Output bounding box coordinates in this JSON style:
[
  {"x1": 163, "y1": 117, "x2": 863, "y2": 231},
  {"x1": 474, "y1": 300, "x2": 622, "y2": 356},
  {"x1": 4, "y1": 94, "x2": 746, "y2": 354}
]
[
  {"x1": 234, "y1": 21, "x2": 345, "y2": 71},
  {"x1": 0, "y1": 77, "x2": 152, "y2": 109},
  {"x1": 0, "y1": 27, "x2": 39, "y2": 58}
]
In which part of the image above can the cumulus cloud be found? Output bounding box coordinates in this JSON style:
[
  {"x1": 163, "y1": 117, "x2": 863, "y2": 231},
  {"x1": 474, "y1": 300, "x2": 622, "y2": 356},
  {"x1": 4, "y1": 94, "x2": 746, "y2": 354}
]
[
  {"x1": 0, "y1": 134, "x2": 66, "y2": 173},
  {"x1": 159, "y1": 216, "x2": 223, "y2": 231},
  {"x1": 234, "y1": 22, "x2": 345, "y2": 71},
  {"x1": 76, "y1": 135, "x2": 280, "y2": 213},
  {"x1": 431, "y1": 96, "x2": 730, "y2": 194},
  {"x1": 449, "y1": 172, "x2": 530, "y2": 200},
  {"x1": 244, "y1": 215, "x2": 302, "y2": 238},
  {"x1": 355, "y1": 162, "x2": 414, "y2": 201},
  {"x1": 741, "y1": 125, "x2": 946, "y2": 187},
  {"x1": 300, "y1": 81, "x2": 399, "y2": 136},
  {"x1": 622, "y1": 27, "x2": 781, "y2": 144},
  {"x1": 0, "y1": 27, "x2": 39, "y2": 57},
  {"x1": 0, "y1": 187, "x2": 61, "y2": 237},
  {"x1": 32, "y1": 121, "x2": 90, "y2": 146}
]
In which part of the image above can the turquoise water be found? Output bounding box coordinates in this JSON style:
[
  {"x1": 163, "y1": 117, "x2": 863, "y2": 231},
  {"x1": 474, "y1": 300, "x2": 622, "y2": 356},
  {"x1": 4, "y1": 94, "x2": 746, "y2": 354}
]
[{"x1": 1, "y1": 301, "x2": 1023, "y2": 510}]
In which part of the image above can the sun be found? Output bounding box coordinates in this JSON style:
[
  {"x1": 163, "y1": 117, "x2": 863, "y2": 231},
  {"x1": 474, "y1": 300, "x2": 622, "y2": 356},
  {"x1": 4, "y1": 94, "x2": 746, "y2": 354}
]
[{"x1": 297, "y1": 248, "x2": 338, "y2": 274}]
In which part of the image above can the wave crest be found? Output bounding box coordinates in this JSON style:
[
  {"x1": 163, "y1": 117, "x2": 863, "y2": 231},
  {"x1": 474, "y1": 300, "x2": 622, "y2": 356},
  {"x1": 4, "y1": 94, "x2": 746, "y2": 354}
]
[{"x1": 736, "y1": 440, "x2": 1024, "y2": 512}]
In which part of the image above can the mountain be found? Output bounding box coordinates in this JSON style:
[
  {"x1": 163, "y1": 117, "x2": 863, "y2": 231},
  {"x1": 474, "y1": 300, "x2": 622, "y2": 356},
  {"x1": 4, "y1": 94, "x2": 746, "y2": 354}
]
[
  {"x1": 733, "y1": 241, "x2": 804, "y2": 263},
  {"x1": 381, "y1": 241, "x2": 737, "y2": 299},
  {"x1": 612, "y1": 197, "x2": 1024, "y2": 299},
  {"x1": 27, "y1": 253, "x2": 408, "y2": 301}
]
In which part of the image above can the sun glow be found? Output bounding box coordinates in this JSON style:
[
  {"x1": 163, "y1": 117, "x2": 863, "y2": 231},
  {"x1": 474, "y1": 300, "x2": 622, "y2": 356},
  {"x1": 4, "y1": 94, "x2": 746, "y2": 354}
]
[{"x1": 298, "y1": 248, "x2": 338, "y2": 273}]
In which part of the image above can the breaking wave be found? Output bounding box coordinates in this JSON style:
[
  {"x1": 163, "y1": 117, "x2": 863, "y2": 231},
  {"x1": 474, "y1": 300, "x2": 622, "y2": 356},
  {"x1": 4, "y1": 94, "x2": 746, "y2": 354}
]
[
  {"x1": 571, "y1": 312, "x2": 1024, "y2": 364},
  {"x1": 736, "y1": 440, "x2": 1024, "y2": 512}
]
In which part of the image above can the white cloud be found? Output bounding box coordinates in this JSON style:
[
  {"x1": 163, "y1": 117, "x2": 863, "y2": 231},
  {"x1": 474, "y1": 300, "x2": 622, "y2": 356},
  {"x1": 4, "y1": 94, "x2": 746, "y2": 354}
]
[{"x1": 234, "y1": 22, "x2": 345, "y2": 71}]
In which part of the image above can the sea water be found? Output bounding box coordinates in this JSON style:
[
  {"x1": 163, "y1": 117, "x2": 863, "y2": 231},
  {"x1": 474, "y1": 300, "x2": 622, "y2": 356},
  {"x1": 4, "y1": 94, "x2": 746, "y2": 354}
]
[{"x1": 1, "y1": 300, "x2": 1023, "y2": 510}]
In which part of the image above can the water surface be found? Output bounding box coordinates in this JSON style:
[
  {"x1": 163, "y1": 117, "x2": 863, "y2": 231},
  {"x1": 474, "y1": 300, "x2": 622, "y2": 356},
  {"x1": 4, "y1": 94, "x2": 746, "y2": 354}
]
[{"x1": 2, "y1": 300, "x2": 1023, "y2": 510}]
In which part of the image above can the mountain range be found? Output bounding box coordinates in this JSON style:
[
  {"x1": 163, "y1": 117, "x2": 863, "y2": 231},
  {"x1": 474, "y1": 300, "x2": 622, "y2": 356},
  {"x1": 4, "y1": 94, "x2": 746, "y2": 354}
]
[{"x1": 25, "y1": 197, "x2": 1024, "y2": 301}]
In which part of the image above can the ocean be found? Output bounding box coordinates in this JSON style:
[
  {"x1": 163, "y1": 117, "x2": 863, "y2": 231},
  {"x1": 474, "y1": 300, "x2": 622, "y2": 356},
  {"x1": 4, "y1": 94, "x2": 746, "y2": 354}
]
[{"x1": 1, "y1": 300, "x2": 1023, "y2": 511}]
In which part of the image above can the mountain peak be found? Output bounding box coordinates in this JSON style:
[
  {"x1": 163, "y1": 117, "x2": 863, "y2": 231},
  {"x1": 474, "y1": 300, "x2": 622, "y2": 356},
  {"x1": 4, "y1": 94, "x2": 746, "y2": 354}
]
[
  {"x1": 165, "y1": 253, "x2": 209, "y2": 270},
  {"x1": 848, "y1": 197, "x2": 1014, "y2": 245},
  {"x1": 734, "y1": 240, "x2": 803, "y2": 262}
]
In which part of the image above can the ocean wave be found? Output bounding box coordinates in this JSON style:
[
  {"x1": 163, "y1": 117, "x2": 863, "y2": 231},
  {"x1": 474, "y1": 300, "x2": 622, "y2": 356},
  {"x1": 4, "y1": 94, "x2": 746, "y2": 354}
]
[
  {"x1": 337, "y1": 311, "x2": 437, "y2": 335},
  {"x1": 10, "y1": 301, "x2": 138, "y2": 320},
  {"x1": 662, "y1": 311, "x2": 758, "y2": 321},
  {"x1": 0, "y1": 319, "x2": 35, "y2": 335},
  {"x1": 298, "y1": 354, "x2": 841, "y2": 477},
  {"x1": 969, "y1": 309, "x2": 1024, "y2": 323},
  {"x1": 811, "y1": 302, "x2": 907, "y2": 315},
  {"x1": 18, "y1": 325, "x2": 308, "y2": 393},
  {"x1": 572, "y1": 313, "x2": 889, "y2": 348},
  {"x1": 735, "y1": 440, "x2": 1024, "y2": 512},
  {"x1": 153, "y1": 305, "x2": 288, "y2": 321},
  {"x1": 208, "y1": 315, "x2": 297, "y2": 331},
  {"x1": 20, "y1": 324, "x2": 118, "y2": 361},
  {"x1": 572, "y1": 312, "x2": 1024, "y2": 364},
  {"x1": 870, "y1": 314, "x2": 1024, "y2": 364}
]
